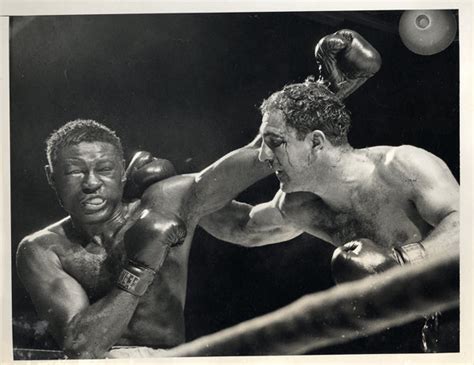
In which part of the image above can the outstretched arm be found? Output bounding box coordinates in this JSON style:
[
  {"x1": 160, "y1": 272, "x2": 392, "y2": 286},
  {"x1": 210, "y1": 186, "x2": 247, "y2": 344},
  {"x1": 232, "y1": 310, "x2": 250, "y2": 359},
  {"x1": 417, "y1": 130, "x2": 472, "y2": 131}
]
[
  {"x1": 189, "y1": 136, "x2": 272, "y2": 217},
  {"x1": 199, "y1": 191, "x2": 303, "y2": 247}
]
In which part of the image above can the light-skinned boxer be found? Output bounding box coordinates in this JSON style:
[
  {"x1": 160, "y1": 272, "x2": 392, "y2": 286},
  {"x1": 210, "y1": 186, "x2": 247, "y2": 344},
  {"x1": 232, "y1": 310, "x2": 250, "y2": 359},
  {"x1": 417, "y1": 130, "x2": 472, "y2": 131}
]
[
  {"x1": 200, "y1": 30, "x2": 459, "y2": 352},
  {"x1": 17, "y1": 29, "x2": 457, "y2": 357}
]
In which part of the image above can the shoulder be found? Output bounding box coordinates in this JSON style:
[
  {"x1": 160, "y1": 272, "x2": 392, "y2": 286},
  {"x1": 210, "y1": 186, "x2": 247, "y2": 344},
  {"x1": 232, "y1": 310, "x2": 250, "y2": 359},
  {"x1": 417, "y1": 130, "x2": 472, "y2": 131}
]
[
  {"x1": 369, "y1": 145, "x2": 458, "y2": 197},
  {"x1": 378, "y1": 145, "x2": 451, "y2": 181},
  {"x1": 17, "y1": 219, "x2": 69, "y2": 265},
  {"x1": 388, "y1": 145, "x2": 445, "y2": 166}
]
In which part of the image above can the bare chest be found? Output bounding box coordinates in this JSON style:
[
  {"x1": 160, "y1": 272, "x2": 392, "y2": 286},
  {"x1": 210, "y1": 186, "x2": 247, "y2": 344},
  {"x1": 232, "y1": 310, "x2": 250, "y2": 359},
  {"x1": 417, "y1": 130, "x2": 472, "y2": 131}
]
[
  {"x1": 59, "y1": 229, "x2": 194, "y2": 347},
  {"x1": 290, "y1": 186, "x2": 430, "y2": 247},
  {"x1": 61, "y1": 241, "x2": 126, "y2": 301}
]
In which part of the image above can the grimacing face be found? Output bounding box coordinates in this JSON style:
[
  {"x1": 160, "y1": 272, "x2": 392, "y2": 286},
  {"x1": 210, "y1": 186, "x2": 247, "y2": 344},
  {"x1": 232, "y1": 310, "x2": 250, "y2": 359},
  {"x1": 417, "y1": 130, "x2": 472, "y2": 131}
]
[
  {"x1": 258, "y1": 110, "x2": 316, "y2": 193},
  {"x1": 47, "y1": 141, "x2": 125, "y2": 225}
]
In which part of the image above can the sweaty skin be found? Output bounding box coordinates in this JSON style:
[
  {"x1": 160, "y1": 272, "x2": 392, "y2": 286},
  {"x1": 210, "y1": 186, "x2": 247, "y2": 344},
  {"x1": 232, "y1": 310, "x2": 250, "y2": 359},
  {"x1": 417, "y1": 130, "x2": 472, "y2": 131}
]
[
  {"x1": 200, "y1": 110, "x2": 459, "y2": 256},
  {"x1": 16, "y1": 110, "x2": 459, "y2": 357},
  {"x1": 16, "y1": 138, "x2": 270, "y2": 358}
]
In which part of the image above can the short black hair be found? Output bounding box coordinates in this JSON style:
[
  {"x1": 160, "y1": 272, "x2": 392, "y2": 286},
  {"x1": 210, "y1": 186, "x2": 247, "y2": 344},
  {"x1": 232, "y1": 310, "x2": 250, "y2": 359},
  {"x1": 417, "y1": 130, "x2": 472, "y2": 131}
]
[
  {"x1": 260, "y1": 77, "x2": 351, "y2": 145},
  {"x1": 46, "y1": 119, "x2": 124, "y2": 167}
]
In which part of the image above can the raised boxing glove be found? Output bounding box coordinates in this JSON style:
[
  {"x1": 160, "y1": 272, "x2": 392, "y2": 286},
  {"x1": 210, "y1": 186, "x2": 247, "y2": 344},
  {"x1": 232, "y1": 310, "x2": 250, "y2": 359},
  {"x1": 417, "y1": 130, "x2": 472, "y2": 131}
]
[{"x1": 315, "y1": 29, "x2": 382, "y2": 99}]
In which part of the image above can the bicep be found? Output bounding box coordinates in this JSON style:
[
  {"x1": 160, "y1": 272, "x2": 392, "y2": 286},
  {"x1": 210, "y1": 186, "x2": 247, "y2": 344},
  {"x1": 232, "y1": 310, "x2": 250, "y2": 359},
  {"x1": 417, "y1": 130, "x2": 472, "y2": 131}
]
[
  {"x1": 199, "y1": 199, "x2": 302, "y2": 246},
  {"x1": 401, "y1": 148, "x2": 459, "y2": 225},
  {"x1": 16, "y1": 241, "x2": 89, "y2": 343}
]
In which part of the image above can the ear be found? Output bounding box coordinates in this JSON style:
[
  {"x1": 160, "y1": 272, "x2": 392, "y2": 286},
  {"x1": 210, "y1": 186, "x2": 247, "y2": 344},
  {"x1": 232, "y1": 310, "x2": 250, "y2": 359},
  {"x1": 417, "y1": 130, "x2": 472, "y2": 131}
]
[
  {"x1": 308, "y1": 130, "x2": 327, "y2": 151},
  {"x1": 44, "y1": 165, "x2": 55, "y2": 188}
]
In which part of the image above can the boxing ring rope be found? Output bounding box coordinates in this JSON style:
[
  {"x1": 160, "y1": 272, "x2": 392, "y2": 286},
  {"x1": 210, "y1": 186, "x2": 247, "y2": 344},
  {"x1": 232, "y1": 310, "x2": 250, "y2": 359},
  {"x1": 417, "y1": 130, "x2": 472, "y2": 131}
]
[
  {"x1": 13, "y1": 253, "x2": 458, "y2": 359},
  {"x1": 164, "y1": 253, "x2": 459, "y2": 356}
]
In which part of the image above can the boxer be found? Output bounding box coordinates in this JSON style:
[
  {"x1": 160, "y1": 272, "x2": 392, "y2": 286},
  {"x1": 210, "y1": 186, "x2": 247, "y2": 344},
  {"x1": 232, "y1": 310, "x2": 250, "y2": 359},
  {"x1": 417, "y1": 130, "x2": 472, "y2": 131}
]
[
  {"x1": 17, "y1": 29, "x2": 456, "y2": 357},
  {"x1": 16, "y1": 120, "x2": 270, "y2": 358},
  {"x1": 200, "y1": 30, "x2": 459, "y2": 352}
]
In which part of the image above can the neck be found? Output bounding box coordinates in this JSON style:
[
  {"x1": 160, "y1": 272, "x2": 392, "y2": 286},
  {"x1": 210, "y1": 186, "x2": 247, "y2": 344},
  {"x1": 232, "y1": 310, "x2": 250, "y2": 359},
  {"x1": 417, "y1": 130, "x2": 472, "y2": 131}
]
[
  {"x1": 71, "y1": 203, "x2": 129, "y2": 245},
  {"x1": 308, "y1": 146, "x2": 374, "y2": 210}
]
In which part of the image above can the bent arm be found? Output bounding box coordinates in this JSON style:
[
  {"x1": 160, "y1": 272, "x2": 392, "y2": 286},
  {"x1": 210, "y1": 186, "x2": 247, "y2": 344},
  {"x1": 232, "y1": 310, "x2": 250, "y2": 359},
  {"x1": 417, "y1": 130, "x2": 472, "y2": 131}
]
[
  {"x1": 16, "y1": 238, "x2": 139, "y2": 359},
  {"x1": 190, "y1": 136, "x2": 272, "y2": 217},
  {"x1": 400, "y1": 147, "x2": 459, "y2": 257},
  {"x1": 199, "y1": 193, "x2": 303, "y2": 247}
]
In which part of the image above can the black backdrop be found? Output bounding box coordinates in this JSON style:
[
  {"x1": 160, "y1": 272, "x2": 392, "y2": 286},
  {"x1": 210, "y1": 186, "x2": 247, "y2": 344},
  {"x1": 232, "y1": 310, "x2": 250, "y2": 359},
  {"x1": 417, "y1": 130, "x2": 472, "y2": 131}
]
[{"x1": 10, "y1": 11, "x2": 459, "y2": 353}]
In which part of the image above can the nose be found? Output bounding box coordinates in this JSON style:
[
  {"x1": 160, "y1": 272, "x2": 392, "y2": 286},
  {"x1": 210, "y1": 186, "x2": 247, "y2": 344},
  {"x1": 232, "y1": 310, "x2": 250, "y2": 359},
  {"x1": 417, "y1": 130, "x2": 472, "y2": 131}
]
[
  {"x1": 258, "y1": 142, "x2": 274, "y2": 163},
  {"x1": 82, "y1": 171, "x2": 103, "y2": 193}
]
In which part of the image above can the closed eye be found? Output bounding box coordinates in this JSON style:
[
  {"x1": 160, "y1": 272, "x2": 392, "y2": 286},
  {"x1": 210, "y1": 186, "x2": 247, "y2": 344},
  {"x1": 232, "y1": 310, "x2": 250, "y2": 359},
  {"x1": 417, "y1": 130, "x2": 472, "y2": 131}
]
[
  {"x1": 65, "y1": 170, "x2": 82, "y2": 175},
  {"x1": 265, "y1": 137, "x2": 285, "y2": 149}
]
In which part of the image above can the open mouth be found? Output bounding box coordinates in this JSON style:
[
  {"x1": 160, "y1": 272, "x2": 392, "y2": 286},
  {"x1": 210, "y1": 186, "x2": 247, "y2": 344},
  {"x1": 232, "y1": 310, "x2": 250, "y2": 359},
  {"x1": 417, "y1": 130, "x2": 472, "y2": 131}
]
[{"x1": 81, "y1": 197, "x2": 107, "y2": 211}]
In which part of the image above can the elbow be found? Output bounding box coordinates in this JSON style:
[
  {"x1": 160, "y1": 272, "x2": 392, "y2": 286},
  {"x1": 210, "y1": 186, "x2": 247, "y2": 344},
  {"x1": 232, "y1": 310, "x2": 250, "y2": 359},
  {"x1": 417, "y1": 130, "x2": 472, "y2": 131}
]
[
  {"x1": 432, "y1": 208, "x2": 459, "y2": 228},
  {"x1": 62, "y1": 328, "x2": 110, "y2": 359},
  {"x1": 443, "y1": 209, "x2": 460, "y2": 230},
  {"x1": 447, "y1": 210, "x2": 460, "y2": 246},
  {"x1": 211, "y1": 227, "x2": 260, "y2": 248},
  {"x1": 232, "y1": 221, "x2": 261, "y2": 247},
  {"x1": 231, "y1": 230, "x2": 267, "y2": 248},
  {"x1": 62, "y1": 339, "x2": 109, "y2": 359}
]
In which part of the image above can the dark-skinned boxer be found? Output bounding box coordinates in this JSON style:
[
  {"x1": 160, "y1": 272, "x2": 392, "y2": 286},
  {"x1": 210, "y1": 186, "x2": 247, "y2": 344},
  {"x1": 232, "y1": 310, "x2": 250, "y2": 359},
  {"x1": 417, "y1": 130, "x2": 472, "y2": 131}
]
[
  {"x1": 200, "y1": 30, "x2": 459, "y2": 352},
  {"x1": 17, "y1": 29, "x2": 457, "y2": 357},
  {"x1": 16, "y1": 120, "x2": 270, "y2": 359}
]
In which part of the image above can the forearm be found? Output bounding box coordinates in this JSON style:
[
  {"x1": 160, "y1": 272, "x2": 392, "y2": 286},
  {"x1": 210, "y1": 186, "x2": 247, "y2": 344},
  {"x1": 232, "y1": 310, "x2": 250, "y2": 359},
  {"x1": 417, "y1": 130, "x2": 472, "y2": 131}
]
[
  {"x1": 192, "y1": 136, "x2": 272, "y2": 216},
  {"x1": 420, "y1": 211, "x2": 459, "y2": 258},
  {"x1": 64, "y1": 210, "x2": 186, "y2": 358},
  {"x1": 62, "y1": 288, "x2": 139, "y2": 359}
]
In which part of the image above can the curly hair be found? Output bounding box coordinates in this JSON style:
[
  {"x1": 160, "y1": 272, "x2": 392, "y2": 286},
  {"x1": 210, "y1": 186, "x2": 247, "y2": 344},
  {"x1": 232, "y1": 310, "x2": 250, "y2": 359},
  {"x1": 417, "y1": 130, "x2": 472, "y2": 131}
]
[
  {"x1": 46, "y1": 119, "x2": 123, "y2": 167},
  {"x1": 260, "y1": 77, "x2": 351, "y2": 145}
]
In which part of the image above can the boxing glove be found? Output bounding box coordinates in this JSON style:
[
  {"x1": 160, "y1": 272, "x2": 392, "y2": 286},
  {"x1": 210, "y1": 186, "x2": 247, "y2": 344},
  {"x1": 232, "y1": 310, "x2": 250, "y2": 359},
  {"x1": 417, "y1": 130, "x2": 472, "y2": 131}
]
[
  {"x1": 315, "y1": 29, "x2": 382, "y2": 99},
  {"x1": 123, "y1": 151, "x2": 176, "y2": 201},
  {"x1": 117, "y1": 210, "x2": 186, "y2": 296},
  {"x1": 331, "y1": 238, "x2": 399, "y2": 284},
  {"x1": 124, "y1": 209, "x2": 186, "y2": 271}
]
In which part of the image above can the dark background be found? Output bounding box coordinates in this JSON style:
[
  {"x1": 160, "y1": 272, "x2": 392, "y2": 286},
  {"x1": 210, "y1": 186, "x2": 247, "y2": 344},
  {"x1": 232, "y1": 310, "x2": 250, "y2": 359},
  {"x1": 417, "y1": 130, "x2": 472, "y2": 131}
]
[{"x1": 10, "y1": 11, "x2": 459, "y2": 354}]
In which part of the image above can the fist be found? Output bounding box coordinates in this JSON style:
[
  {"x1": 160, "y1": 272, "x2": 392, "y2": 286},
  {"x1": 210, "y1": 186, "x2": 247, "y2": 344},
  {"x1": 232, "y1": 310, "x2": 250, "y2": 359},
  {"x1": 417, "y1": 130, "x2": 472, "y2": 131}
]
[
  {"x1": 331, "y1": 238, "x2": 399, "y2": 284},
  {"x1": 124, "y1": 209, "x2": 187, "y2": 271},
  {"x1": 123, "y1": 151, "x2": 176, "y2": 201},
  {"x1": 315, "y1": 29, "x2": 381, "y2": 99}
]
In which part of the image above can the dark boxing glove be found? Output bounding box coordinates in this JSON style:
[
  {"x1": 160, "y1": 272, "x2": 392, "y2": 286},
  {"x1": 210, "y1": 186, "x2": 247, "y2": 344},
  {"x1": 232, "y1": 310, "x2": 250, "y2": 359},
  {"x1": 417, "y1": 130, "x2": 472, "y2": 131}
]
[
  {"x1": 331, "y1": 238, "x2": 399, "y2": 284},
  {"x1": 117, "y1": 210, "x2": 186, "y2": 296},
  {"x1": 315, "y1": 29, "x2": 382, "y2": 99},
  {"x1": 123, "y1": 151, "x2": 177, "y2": 201}
]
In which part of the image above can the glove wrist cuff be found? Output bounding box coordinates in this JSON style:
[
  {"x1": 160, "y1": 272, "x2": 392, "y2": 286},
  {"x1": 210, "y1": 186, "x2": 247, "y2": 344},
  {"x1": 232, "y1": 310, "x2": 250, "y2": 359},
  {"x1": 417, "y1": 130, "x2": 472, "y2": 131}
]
[
  {"x1": 392, "y1": 242, "x2": 426, "y2": 265},
  {"x1": 117, "y1": 261, "x2": 156, "y2": 297}
]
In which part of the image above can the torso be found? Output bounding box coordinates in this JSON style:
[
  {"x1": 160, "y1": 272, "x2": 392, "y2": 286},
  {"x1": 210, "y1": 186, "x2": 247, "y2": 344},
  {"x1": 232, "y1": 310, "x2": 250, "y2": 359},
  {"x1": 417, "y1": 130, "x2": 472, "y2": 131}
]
[
  {"x1": 23, "y1": 145, "x2": 436, "y2": 349},
  {"x1": 281, "y1": 146, "x2": 432, "y2": 248},
  {"x1": 43, "y1": 175, "x2": 200, "y2": 349}
]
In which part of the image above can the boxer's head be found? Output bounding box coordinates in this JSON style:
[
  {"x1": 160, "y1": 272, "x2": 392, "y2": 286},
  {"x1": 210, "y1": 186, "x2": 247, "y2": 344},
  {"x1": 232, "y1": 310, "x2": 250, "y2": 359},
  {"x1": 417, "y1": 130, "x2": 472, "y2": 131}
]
[
  {"x1": 258, "y1": 78, "x2": 351, "y2": 192},
  {"x1": 45, "y1": 119, "x2": 126, "y2": 224}
]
